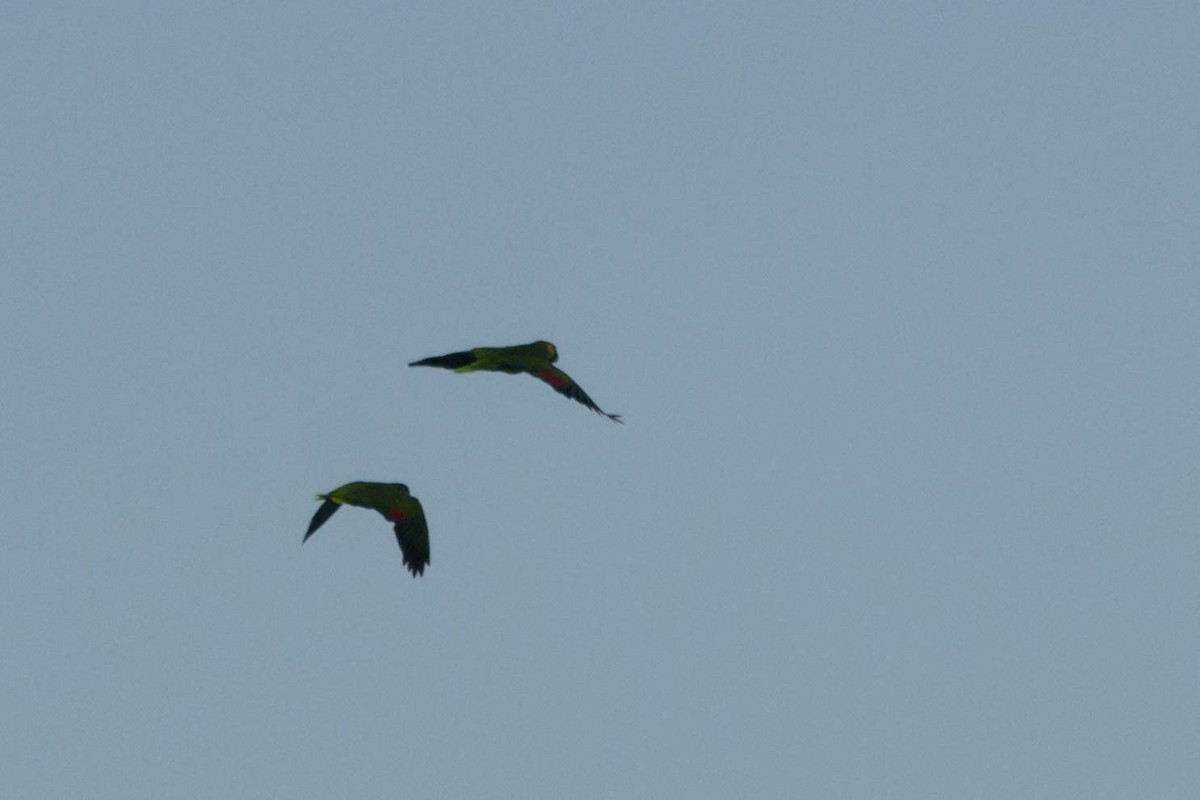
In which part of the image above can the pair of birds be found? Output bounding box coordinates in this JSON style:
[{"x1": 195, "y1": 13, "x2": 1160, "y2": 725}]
[{"x1": 303, "y1": 340, "x2": 621, "y2": 577}]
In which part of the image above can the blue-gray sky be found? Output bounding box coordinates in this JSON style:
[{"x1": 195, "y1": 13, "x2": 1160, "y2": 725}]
[{"x1": 4, "y1": 3, "x2": 1198, "y2": 797}]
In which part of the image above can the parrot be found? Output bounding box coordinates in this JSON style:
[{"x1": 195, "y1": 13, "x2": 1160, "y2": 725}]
[
  {"x1": 304, "y1": 482, "x2": 430, "y2": 577},
  {"x1": 408, "y1": 340, "x2": 622, "y2": 422}
]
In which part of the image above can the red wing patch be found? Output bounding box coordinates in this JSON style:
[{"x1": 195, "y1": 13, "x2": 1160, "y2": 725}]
[
  {"x1": 386, "y1": 508, "x2": 408, "y2": 522},
  {"x1": 537, "y1": 370, "x2": 568, "y2": 389}
]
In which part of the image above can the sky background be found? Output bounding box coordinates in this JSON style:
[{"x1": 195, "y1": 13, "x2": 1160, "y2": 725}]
[{"x1": 3, "y1": 2, "x2": 1198, "y2": 797}]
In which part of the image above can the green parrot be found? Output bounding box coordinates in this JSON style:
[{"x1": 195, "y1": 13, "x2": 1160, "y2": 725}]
[
  {"x1": 303, "y1": 482, "x2": 430, "y2": 577},
  {"x1": 408, "y1": 340, "x2": 622, "y2": 423}
]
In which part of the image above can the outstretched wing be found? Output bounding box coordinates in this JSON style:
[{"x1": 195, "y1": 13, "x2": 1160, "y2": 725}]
[
  {"x1": 384, "y1": 500, "x2": 431, "y2": 577},
  {"x1": 531, "y1": 366, "x2": 622, "y2": 423},
  {"x1": 303, "y1": 499, "x2": 341, "y2": 543}
]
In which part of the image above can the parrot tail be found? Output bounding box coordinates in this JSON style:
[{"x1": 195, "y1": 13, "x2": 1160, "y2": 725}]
[{"x1": 408, "y1": 351, "x2": 476, "y2": 370}]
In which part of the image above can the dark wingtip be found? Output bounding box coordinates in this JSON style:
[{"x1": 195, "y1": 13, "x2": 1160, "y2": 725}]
[
  {"x1": 304, "y1": 499, "x2": 340, "y2": 543},
  {"x1": 606, "y1": 412, "x2": 623, "y2": 424}
]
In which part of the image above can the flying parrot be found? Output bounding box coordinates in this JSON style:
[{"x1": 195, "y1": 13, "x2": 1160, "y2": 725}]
[
  {"x1": 303, "y1": 482, "x2": 431, "y2": 577},
  {"x1": 408, "y1": 340, "x2": 622, "y2": 422}
]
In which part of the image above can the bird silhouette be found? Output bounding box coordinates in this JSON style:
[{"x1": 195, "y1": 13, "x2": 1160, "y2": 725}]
[{"x1": 409, "y1": 340, "x2": 622, "y2": 422}]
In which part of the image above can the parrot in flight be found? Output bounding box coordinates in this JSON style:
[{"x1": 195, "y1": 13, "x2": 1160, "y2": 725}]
[
  {"x1": 409, "y1": 340, "x2": 622, "y2": 423},
  {"x1": 304, "y1": 482, "x2": 431, "y2": 577}
]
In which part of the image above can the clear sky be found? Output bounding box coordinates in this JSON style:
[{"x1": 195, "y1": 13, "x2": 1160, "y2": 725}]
[{"x1": 3, "y1": 3, "x2": 1197, "y2": 797}]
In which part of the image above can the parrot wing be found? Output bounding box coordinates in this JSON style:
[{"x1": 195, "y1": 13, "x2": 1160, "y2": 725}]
[
  {"x1": 531, "y1": 366, "x2": 622, "y2": 423},
  {"x1": 303, "y1": 498, "x2": 341, "y2": 544},
  {"x1": 385, "y1": 499, "x2": 431, "y2": 577}
]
